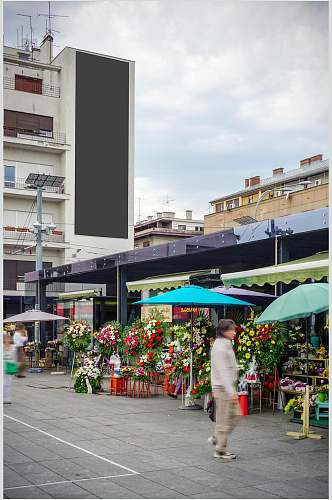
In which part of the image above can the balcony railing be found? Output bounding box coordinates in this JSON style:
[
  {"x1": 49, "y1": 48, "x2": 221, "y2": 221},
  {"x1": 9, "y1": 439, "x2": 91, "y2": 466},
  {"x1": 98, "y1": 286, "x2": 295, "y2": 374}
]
[
  {"x1": 4, "y1": 177, "x2": 65, "y2": 194},
  {"x1": 4, "y1": 77, "x2": 60, "y2": 98},
  {"x1": 4, "y1": 127, "x2": 67, "y2": 146},
  {"x1": 135, "y1": 226, "x2": 203, "y2": 236},
  {"x1": 3, "y1": 227, "x2": 65, "y2": 243}
]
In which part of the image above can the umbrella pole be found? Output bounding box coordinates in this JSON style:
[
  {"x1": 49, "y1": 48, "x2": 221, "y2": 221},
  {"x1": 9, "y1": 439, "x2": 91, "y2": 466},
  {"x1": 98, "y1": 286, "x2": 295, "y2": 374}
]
[
  {"x1": 180, "y1": 306, "x2": 202, "y2": 410},
  {"x1": 287, "y1": 318, "x2": 322, "y2": 440},
  {"x1": 306, "y1": 318, "x2": 309, "y2": 385}
]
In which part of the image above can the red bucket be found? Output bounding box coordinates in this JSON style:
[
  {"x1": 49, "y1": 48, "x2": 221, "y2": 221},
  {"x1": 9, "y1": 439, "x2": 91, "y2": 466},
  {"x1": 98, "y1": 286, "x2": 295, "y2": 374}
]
[{"x1": 239, "y1": 394, "x2": 248, "y2": 416}]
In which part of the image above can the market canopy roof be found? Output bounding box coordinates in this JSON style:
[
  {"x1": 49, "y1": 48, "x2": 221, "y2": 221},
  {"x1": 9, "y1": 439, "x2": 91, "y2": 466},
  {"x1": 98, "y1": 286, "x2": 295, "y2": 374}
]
[
  {"x1": 127, "y1": 270, "x2": 213, "y2": 292},
  {"x1": 221, "y1": 252, "x2": 328, "y2": 288},
  {"x1": 135, "y1": 285, "x2": 253, "y2": 307}
]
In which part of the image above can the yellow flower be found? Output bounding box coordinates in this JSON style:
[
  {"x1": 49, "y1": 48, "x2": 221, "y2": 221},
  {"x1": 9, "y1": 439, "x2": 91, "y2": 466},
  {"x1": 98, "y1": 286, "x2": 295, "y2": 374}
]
[
  {"x1": 265, "y1": 324, "x2": 269, "y2": 328},
  {"x1": 271, "y1": 340, "x2": 275, "y2": 345},
  {"x1": 246, "y1": 341, "x2": 251, "y2": 346},
  {"x1": 238, "y1": 346, "x2": 241, "y2": 351},
  {"x1": 196, "y1": 347, "x2": 203, "y2": 355},
  {"x1": 242, "y1": 346, "x2": 246, "y2": 351},
  {"x1": 245, "y1": 353, "x2": 251, "y2": 359},
  {"x1": 255, "y1": 341, "x2": 259, "y2": 347},
  {"x1": 249, "y1": 330, "x2": 255, "y2": 335}
]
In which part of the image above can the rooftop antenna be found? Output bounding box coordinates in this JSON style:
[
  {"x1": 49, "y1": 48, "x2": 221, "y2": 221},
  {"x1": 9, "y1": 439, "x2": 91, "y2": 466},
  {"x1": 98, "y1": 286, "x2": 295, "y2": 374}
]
[
  {"x1": 163, "y1": 193, "x2": 175, "y2": 211},
  {"x1": 137, "y1": 197, "x2": 142, "y2": 223},
  {"x1": 38, "y1": 1, "x2": 68, "y2": 37},
  {"x1": 17, "y1": 14, "x2": 34, "y2": 58}
]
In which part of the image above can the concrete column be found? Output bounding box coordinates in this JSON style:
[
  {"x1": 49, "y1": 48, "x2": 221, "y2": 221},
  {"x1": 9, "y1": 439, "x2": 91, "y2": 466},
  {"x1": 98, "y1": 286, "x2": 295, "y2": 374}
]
[
  {"x1": 106, "y1": 282, "x2": 116, "y2": 296},
  {"x1": 117, "y1": 266, "x2": 128, "y2": 326}
]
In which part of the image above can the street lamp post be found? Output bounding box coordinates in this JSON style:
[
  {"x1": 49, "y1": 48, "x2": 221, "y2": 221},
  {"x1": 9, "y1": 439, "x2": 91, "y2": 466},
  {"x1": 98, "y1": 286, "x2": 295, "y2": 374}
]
[{"x1": 25, "y1": 173, "x2": 65, "y2": 345}]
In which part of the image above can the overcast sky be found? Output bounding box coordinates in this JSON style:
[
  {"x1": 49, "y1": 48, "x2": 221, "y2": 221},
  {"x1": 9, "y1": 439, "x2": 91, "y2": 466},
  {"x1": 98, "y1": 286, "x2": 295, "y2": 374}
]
[{"x1": 4, "y1": 1, "x2": 328, "y2": 222}]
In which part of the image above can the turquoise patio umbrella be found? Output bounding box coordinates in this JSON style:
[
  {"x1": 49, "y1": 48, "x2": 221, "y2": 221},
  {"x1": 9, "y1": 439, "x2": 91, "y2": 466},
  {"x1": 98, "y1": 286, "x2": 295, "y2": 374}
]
[
  {"x1": 256, "y1": 283, "x2": 329, "y2": 323},
  {"x1": 136, "y1": 285, "x2": 253, "y2": 408}
]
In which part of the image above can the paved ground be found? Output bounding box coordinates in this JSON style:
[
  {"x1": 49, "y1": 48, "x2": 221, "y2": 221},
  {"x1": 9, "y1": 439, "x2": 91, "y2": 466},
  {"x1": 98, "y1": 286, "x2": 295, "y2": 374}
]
[{"x1": 3, "y1": 373, "x2": 329, "y2": 499}]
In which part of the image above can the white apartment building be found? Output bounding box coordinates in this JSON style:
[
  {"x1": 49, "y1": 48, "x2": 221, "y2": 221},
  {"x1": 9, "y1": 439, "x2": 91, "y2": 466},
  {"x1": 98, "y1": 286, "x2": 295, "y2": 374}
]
[
  {"x1": 134, "y1": 210, "x2": 204, "y2": 248},
  {"x1": 3, "y1": 35, "x2": 134, "y2": 317}
]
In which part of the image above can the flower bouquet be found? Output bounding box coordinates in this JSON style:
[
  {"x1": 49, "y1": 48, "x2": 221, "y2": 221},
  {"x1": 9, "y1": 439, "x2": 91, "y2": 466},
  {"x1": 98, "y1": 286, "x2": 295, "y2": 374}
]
[
  {"x1": 121, "y1": 366, "x2": 135, "y2": 377},
  {"x1": 137, "y1": 351, "x2": 158, "y2": 372},
  {"x1": 134, "y1": 366, "x2": 149, "y2": 381},
  {"x1": 74, "y1": 357, "x2": 101, "y2": 393},
  {"x1": 317, "y1": 346, "x2": 327, "y2": 359},
  {"x1": 280, "y1": 377, "x2": 295, "y2": 391},
  {"x1": 172, "y1": 350, "x2": 191, "y2": 378},
  {"x1": 293, "y1": 381, "x2": 313, "y2": 392},
  {"x1": 191, "y1": 378, "x2": 211, "y2": 399},
  {"x1": 142, "y1": 319, "x2": 164, "y2": 350},
  {"x1": 284, "y1": 394, "x2": 316, "y2": 415},
  {"x1": 64, "y1": 321, "x2": 92, "y2": 352},
  {"x1": 123, "y1": 325, "x2": 141, "y2": 360},
  {"x1": 24, "y1": 341, "x2": 41, "y2": 353},
  {"x1": 94, "y1": 322, "x2": 122, "y2": 357}
]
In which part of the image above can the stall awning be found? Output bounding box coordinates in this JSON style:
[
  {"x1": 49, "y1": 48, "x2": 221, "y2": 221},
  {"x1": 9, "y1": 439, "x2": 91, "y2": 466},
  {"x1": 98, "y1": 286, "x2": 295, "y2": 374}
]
[
  {"x1": 221, "y1": 252, "x2": 329, "y2": 288},
  {"x1": 127, "y1": 271, "x2": 211, "y2": 292}
]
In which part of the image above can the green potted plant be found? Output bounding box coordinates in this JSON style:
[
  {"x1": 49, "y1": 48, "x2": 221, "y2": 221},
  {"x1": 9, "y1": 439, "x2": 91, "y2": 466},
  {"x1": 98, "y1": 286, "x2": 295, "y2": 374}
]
[{"x1": 316, "y1": 384, "x2": 328, "y2": 403}]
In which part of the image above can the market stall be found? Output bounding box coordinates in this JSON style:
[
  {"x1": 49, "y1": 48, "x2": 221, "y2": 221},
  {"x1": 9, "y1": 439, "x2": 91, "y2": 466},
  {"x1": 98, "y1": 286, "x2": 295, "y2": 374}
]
[{"x1": 256, "y1": 283, "x2": 329, "y2": 438}]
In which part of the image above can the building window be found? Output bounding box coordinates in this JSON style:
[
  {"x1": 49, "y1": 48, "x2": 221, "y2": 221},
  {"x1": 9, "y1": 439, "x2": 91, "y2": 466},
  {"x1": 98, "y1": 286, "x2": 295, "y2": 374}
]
[
  {"x1": 178, "y1": 225, "x2": 186, "y2": 230},
  {"x1": 4, "y1": 110, "x2": 53, "y2": 138},
  {"x1": 195, "y1": 226, "x2": 203, "y2": 231},
  {"x1": 15, "y1": 75, "x2": 42, "y2": 94},
  {"x1": 215, "y1": 203, "x2": 223, "y2": 213},
  {"x1": 226, "y1": 198, "x2": 240, "y2": 210},
  {"x1": 143, "y1": 241, "x2": 150, "y2": 247},
  {"x1": 18, "y1": 52, "x2": 30, "y2": 60},
  {"x1": 4, "y1": 166, "x2": 15, "y2": 188}
]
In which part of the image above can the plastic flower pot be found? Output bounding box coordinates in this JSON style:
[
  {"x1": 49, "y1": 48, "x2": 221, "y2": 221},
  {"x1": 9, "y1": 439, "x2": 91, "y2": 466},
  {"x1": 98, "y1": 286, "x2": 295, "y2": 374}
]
[
  {"x1": 239, "y1": 393, "x2": 248, "y2": 416},
  {"x1": 317, "y1": 392, "x2": 326, "y2": 403}
]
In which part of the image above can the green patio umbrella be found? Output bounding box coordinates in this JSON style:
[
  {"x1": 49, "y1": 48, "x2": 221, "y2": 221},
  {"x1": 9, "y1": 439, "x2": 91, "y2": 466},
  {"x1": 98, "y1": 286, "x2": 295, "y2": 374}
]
[
  {"x1": 256, "y1": 283, "x2": 329, "y2": 386},
  {"x1": 256, "y1": 283, "x2": 329, "y2": 323}
]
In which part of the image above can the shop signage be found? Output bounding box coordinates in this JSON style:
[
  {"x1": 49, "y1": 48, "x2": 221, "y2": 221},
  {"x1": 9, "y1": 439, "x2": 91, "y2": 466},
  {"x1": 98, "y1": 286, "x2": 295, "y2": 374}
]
[{"x1": 141, "y1": 305, "x2": 173, "y2": 322}]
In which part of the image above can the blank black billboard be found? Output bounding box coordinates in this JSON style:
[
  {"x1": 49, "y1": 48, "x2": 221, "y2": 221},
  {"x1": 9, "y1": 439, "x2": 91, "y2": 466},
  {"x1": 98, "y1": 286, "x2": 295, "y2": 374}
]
[{"x1": 75, "y1": 51, "x2": 129, "y2": 238}]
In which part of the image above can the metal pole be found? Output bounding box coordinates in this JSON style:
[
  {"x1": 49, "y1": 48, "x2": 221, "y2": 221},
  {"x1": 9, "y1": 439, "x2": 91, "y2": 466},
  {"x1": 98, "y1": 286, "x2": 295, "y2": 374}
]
[
  {"x1": 36, "y1": 187, "x2": 43, "y2": 273},
  {"x1": 116, "y1": 265, "x2": 120, "y2": 323},
  {"x1": 274, "y1": 234, "x2": 278, "y2": 296},
  {"x1": 35, "y1": 187, "x2": 43, "y2": 347}
]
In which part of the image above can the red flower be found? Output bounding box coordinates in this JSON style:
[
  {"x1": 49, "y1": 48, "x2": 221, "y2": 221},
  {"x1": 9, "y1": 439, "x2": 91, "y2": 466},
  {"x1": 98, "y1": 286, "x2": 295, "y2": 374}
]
[
  {"x1": 156, "y1": 328, "x2": 162, "y2": 333},
  {"x1": 156, "y1": 321, "x2": 161, "y2": 326},
  {"x1": 157, "y1": 336, "x2": 162, "y2": 342},
  {"x1": 191, "y1": 389, "x2": 197, "y2": 395}
]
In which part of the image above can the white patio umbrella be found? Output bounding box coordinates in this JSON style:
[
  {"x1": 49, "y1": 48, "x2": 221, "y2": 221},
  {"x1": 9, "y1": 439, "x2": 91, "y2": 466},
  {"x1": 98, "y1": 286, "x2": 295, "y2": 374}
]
[
  {"x1": 4, "y1": 309, "x2": 68, "y2": 347},
  {"x1": 4, "y1": 310, "x2": 68, "y2": 323}
]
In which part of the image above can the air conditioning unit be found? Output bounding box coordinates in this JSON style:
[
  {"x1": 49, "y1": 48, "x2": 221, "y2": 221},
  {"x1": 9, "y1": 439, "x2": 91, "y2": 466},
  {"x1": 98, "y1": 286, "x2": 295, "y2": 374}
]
[
  {"x1": 314, "y1": 179, "x2": 322, "y2": 186},
  {"x1": 227, "y1": 202, "x2": 235, "y2": 210}
]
